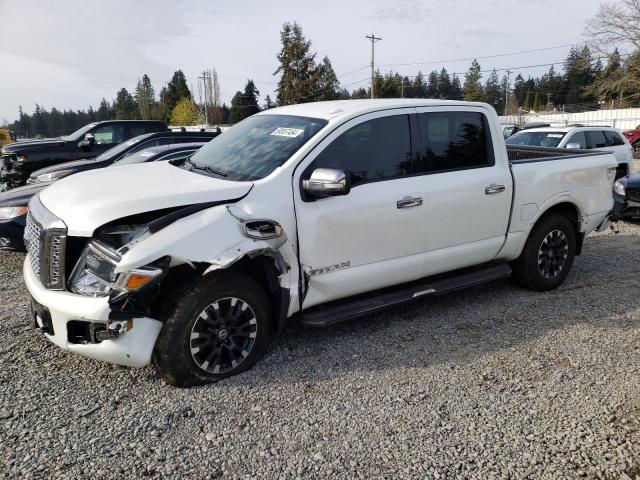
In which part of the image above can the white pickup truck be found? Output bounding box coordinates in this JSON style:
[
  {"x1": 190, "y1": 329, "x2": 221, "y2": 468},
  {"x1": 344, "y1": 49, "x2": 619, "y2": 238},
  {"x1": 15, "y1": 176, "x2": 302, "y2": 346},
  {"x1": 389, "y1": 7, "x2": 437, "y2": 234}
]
[{"x1": 23, "y1": 99, "x2": 617, "y2": 386}]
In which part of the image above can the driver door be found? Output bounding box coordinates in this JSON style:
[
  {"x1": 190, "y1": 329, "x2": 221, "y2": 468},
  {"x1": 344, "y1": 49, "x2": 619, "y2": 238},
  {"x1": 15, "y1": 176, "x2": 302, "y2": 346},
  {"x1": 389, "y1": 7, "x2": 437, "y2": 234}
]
[{"x1": 293, "y1": 109, "x2": 427, "y2": 309}]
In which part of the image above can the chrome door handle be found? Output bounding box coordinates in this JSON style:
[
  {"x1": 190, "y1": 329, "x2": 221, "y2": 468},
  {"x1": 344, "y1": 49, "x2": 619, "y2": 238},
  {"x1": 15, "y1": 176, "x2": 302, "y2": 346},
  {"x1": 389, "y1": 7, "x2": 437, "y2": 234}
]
[
  {"x1": 397, "y1": 196, "x2": 423, "y2": 209},
  {"x1": 485, "y1": 184, "x2": 506, "y2": 195}
]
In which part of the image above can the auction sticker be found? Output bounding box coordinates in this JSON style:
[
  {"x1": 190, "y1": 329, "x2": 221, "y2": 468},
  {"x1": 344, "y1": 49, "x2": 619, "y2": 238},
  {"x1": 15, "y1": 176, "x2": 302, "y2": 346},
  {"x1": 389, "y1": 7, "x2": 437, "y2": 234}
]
[
  {"x1": 271, "y1": 127, "x2": 304, "y2": 138},
  {"x1": 547, "y1": 134, "x2": 564, "y2": 138}
]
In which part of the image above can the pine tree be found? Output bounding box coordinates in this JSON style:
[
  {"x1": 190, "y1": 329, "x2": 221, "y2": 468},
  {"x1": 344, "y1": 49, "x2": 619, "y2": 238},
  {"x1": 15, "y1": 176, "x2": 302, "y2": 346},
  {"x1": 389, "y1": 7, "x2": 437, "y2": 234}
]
[
  {"x1": 484, "y1": 70, "x2": 503, "y2": 113},
  {"x1": 426, "y1": 71, "x2": 438, "y2": 98},
  {"x1": 411, "y1": 72, "x2": 427, "y2": 98},
  {"x1": 162, "y1": 70, "x2": 192, "y2": 118},
  {"x1": 524, "y1": 91, "x2": 532, "y2": 111},
  {"x1": 97, "y1": 98, "x2": 113, "y2": 120},
  {"x1": 315, "y1": 56, "x2": 341, "y2": 101},
  {"x1": 274, "y1": 22, "x2": 318, "y2": 105},
  {"x1": 450, "y1": 75, "x2": 463, "y2": 100},
  {"x1": 463, "y1": 59, "x2": 484, "y2": 101},
  {"x1": 532, "y1": 92, "x2": 541, "y2": 112},
  {"x1": 135, "y1": 74, "x2": 156, "y2": 120},
  {"x1": 263, "y1": 95, "x2": 276, "y2": 110},
  {"x1": 438, "y1": 69, "x2": 452, "y2": 99},
  {"x1": 229, "y1": 80, "x2": 261, "y2": 124},
  {"x1": 113, "y1": 88, "x2": 139, "y2": 119}
]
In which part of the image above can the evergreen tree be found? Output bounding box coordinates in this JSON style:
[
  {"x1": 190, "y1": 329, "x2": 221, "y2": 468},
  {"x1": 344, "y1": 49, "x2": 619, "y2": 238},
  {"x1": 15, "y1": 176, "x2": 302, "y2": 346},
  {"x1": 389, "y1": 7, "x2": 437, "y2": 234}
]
[
  {"x1": 350, "y1": 87, "x2": 369, "y2": 99},
  {"x1": 563, "y1": 46, "x2": 596, "y2": 107},
  {"x1": 263, "y1": 95, "x2": 276, "y2": 110},
  {"x1": 162, "y1": 70, "x2": 191, "y2": 117},
  {"x1": 426, "y1": 71, "x2": 439, "y2": 98},
  {"x1": 532, "y1": 91, "x2": 541, "y2": 111},
  {"x1": 97, "y1": 98, "x2": 113, "y2": 120},
  {"x1": 315, "y1": 56, "x2": 341, "y2": 101},
  {"x1": 524, "y1": 91, "x2": 532, "y2": 111},
  {"x1": 513, "y1": 74, "x2": 526, "y2": 107},
  {"x1": 113, "y1": 88, "x2": 139, "y2": 119},
  {"x1": 274, "y1": 22, "x2": 318, "y2": 105},
  {"x1": 410, "y1": 72, "x2": 427, "y2": 98},
  {"x1": 484, "y1": 70, "x2": 503, "y2": 113},
  {"x1": 450, "y1": 75, "x2": 463, "y2": 100},
  {"x1": 229, "y1": 80, "x2": 261, "y2": 124},
  {"x1": 135, "y1": 74, "x2": 156, "y2": 120},
  {"x1": 463, "y1": 59, "x2": 484, "y2": 101},
  {"x1": 438, "y1": 69, "x2": 452, "y2": 99}
]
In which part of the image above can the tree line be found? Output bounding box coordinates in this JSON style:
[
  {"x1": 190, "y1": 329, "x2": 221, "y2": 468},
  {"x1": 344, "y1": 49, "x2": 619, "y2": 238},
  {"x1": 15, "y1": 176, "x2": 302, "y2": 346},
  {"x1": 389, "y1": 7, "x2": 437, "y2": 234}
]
[{"x1": 6, "y1": 0, "x2": 640, "y2": 137}]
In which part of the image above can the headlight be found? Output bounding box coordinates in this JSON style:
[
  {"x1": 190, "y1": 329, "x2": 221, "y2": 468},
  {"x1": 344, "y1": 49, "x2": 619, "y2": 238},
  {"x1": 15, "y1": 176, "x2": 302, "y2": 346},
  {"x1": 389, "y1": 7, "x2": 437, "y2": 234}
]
[
  {"x1": 613, "y1": 179, "x2": 626, "y2": 196},
  {"x1": 35, "y1": 170, "x2": 73, "y2": 183},
  {"x1": 70, "y1": 240, "x2": 164, "y2": 297},
  {"x1": 0, "y1": 205, "x2": 28, "y2": 219}
]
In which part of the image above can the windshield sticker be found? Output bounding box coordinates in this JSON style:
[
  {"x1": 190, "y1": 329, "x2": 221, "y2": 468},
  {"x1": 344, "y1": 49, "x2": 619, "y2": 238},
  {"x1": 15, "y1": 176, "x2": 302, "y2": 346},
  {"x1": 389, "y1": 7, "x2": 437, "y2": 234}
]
[
  {"x1": 547, "y1": 134, "x2": 564, "y2": 138},
  {"x1": 271, "y1": 127, "x2": 304, "y2": 138},
  {"x1": 140, "y1": 151, "x2": 154, "y2": 157}
]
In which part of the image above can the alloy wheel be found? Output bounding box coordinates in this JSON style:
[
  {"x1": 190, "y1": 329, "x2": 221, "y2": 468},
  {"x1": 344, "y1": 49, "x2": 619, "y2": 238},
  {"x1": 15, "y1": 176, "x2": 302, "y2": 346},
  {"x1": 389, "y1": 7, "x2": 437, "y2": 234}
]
[{"x1": 537, "y1": 229, "x2": 569, "y2": 279}]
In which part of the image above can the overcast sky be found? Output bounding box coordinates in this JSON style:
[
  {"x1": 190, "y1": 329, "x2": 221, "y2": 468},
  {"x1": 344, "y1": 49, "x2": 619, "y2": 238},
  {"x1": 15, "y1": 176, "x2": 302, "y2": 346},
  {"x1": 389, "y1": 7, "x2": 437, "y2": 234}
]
[{"x1": 0, "y1": 0, "x2": 605, "y2": 123}]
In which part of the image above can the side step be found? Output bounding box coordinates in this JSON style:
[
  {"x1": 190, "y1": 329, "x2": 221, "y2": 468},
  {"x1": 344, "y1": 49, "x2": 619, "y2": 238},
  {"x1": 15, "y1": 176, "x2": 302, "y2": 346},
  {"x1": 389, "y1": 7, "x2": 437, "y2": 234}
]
[{"x1": 299, "y1": 263, "x2": 511, "y2": 327}]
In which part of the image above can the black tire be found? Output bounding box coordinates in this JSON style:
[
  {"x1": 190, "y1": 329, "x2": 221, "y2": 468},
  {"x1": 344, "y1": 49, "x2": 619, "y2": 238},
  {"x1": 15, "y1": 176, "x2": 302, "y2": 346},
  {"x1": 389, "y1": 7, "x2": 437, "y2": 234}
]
[
  {"x1": 153, "y1": 271, "x2": 272, "y2": 387},
  {"x1": 511, "y1": 213, "x2": 576, "y2": 292}
]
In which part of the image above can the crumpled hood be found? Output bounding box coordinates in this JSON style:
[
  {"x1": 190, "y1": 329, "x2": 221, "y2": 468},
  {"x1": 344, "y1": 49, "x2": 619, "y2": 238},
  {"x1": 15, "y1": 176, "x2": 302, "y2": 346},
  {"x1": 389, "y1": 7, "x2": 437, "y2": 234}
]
[
  {"x1": 38, "y1": 162, "x2": 253, "y2": 236},
  {"x1": 2, "y1": 138, "x2": 65, "y2": 154}
]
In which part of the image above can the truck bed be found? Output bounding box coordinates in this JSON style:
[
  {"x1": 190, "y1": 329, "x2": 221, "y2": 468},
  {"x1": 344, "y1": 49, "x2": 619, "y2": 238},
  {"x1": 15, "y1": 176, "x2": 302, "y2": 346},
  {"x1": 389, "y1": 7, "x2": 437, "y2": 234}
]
[{"x1": 507, "y1": 145, "x2": 611, "y2": 164}]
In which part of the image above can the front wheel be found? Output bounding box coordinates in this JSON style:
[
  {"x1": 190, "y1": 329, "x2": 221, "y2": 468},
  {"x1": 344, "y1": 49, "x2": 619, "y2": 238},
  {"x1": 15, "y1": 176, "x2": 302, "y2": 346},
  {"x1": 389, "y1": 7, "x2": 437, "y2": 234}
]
[
  {"x1": 511, "y1": 213, "x2": 576, "y2": 291},
  {"x1": 153, "y1": 272, "x2": 273, "y2": 387}
]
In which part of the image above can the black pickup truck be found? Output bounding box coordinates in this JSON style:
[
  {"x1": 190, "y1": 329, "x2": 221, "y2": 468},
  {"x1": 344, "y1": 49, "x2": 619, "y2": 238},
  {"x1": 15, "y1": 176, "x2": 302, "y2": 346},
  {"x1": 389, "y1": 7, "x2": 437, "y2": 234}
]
[{"x1": 0, "y1": 120, "x2": 167, "y2": 190}]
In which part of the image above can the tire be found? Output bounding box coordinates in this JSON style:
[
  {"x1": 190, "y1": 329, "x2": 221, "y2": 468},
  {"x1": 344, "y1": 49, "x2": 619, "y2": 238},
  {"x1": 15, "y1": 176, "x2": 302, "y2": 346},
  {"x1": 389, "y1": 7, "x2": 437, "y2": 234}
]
[
  {"x1": 511, "y1": 213, "x2": 576, "y2": 292},
  {"x1": 153, "y1": 271, "x2": 273, "y2": 387}
]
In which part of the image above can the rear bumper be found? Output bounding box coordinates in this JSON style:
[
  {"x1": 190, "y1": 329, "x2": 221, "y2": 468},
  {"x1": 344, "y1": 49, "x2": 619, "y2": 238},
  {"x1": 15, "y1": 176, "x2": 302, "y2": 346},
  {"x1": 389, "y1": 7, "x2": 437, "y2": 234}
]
[{"x1": 23, "y1": 257, "x2": 162, "y2": 367}]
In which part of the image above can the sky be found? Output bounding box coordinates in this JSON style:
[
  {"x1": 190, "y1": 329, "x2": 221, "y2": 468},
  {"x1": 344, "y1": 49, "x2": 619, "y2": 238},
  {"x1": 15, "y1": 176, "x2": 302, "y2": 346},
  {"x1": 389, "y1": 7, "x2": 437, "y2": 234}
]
[{"x1": 0, "y1": 0, "x2": 606, "y2": 123}]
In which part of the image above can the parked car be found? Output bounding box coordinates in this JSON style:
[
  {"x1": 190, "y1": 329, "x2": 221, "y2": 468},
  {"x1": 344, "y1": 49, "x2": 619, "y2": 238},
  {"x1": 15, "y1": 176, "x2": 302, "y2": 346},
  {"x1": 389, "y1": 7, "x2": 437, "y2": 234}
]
[
  {"x1": 622, "y1": 125, "x2": 640, "y2": 158},
  {"x1": 27, "y1": 130, "x2": 219, "y2": 184},
  {"x1": 501, "y1": 122, "x2": 552, "y2": 139},
  {"x1": 0, "y1": 120, "x2": 167, "y2": 191},
  {"x1": 23, "y1": 99, "x2": 616, "y2": 386},
  {"x1": 506, "y1": 125, "x2": 633, "y2": 178},
  {"x1": 610, "y1": 173, "x2": 640, "y2": 221},
  {"x1": 0, "y1": 128, "x2": 17, "y2": 147},
  {"x1": 0, "y1": 143, "x2": 206, "y2": 251}
]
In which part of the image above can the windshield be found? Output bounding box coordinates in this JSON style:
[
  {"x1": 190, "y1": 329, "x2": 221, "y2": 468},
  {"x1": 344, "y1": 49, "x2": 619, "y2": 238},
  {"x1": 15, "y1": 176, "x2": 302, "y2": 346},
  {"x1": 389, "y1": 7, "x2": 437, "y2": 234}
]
[
  {"x1": 62, "y1": 123, "x2": 98, "y2": 141},
  {"x1": 184, "y1": 114, "x2": 327, "y2": 181},
  {"x1": 114, "y1": 149, "x2": 161, "y2": 165},
  {"x1": 506, "y1": 131, "x2": 566, "y2": 147},
  {"x1": 95, "y1": 135, "x2": 149, "y2": 161}
]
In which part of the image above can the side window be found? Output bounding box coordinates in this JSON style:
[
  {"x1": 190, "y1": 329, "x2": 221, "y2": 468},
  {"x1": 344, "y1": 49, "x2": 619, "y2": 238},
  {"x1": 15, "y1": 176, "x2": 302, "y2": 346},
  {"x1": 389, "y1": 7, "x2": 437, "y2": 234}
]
[
  {"x1": 567, "y1": 131, "x2": 587, "y2": 149},
  {"x1": 416, "y1": 111, "x2": 493, "y2": 172},
  {"x1": 93, "y1": 124, "x2": 124, "y2": 145},
  {"x1": 313, "y1": 115, "x2": 413, "y2": 187},
  {"x1": 128, "y1": 138, "x2": 171, "y2": 154},
  {"x1": 587, "y1": 131, "x2": 608, "y2": 149},
  {"x1": 126, "y1": 125, "x2": 149, "y2": 138},
  {"x1": 605, "y1": 130, "x2": 625, "y2": 146}
]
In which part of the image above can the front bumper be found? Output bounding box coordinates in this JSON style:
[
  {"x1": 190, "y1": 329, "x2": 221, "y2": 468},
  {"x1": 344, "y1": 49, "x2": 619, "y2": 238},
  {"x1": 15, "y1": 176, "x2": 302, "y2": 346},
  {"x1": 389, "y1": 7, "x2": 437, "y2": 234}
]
[
  {"x1": 23, "y1": 257, "x2": 162, "y2": 367},
  {"x1": 610, "y1": 192, "x2": 640, "y2": 221},
  {"x1": 0, "y1": 215, "x2": 26, "y2": 251}
]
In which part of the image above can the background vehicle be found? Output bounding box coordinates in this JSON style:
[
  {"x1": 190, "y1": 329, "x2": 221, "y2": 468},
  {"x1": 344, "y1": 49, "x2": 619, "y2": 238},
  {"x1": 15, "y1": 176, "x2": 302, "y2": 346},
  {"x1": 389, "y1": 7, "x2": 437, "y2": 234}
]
[
  {"x1": 611, "y1": 173, "x2": 640, "y2": 221},
  {"x1": 506, "y1": 125, "x2": 633, "y2": 178},
  {"x1": 501, "y1": 122, "x2": 552, "y2": 139},
  {"x1": 23, "y1": 99, "x2": 616, "y2": 387},
  {"x1": 0, "y1": 120, "x2": 167, "y2": 190},
  {"x1": 0, "y1": 129, "x2": 17, "y2": 147},
  {"x1": 27, "y1": 130, "x2": 219, "y2": 184},
  {"x1": 622, "y1": 125, "x2": 640, "y2": 158},
  {"x1": 0, "y1": 142, "x2": 206, "y2": 251}
]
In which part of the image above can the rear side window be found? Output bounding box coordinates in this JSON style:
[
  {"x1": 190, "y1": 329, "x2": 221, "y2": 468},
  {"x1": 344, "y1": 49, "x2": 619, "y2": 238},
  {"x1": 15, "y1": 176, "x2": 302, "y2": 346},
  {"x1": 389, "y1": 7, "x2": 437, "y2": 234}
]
[
  {"x1": 566, "y1": 131, "x2": 587, "y2": 149},
  {"x1": 605, "y1": 130, "x2": 625, "y2": 146},
  {"x1": 587, "y1": 131, "x2": 608, "y2": 149},
  {"x1": 313, "y1": 115, "x2": 413, "y2": 187},
  {"x1": 416, "y1": 111, "x2": 493, "y2": 172},
  {"x1": 128, "y1": 138, "x2": 172, "y2": 154}
]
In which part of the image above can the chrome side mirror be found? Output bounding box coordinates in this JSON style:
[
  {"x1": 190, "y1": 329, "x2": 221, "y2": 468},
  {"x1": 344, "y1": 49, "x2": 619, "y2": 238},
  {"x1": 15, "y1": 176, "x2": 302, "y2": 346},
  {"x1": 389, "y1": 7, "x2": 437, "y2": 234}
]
[
  {"x1": 78, "y1": 133, "x2": 95, "y2": 148},
  {"x1": 566, "y1": 142, "x2": 582, "y2": 149},
  {"x1": 302, "y1": 168, "x2": 350, "y2": 197}
]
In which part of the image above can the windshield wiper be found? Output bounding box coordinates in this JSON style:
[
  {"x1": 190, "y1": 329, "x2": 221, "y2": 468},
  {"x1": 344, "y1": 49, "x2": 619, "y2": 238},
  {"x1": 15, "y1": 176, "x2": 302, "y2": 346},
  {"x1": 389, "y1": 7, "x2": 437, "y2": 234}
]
[{"x1": 184, "y1": 158, "x2": 228, "y2": 177}]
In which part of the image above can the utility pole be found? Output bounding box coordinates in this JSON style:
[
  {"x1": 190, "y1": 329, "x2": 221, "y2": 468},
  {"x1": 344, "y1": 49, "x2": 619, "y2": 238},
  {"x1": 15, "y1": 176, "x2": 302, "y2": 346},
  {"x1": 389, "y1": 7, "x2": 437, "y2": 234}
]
[
  {"x1": 366, "y1": 34, "x2": 382, "y2": 99},
  {"x1": 198, "y1": 71, "x2": 209, "y2": 125},
  {"x1": 504, "y1": 69, "x2": 510, "y2": 116}
]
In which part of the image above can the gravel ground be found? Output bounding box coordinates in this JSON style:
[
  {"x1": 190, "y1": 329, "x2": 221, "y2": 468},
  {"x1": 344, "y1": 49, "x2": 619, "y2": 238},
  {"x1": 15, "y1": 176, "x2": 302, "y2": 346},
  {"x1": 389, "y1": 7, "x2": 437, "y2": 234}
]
[{"x1": 1, "y1": 223, "x2": 639, "y2": 479}]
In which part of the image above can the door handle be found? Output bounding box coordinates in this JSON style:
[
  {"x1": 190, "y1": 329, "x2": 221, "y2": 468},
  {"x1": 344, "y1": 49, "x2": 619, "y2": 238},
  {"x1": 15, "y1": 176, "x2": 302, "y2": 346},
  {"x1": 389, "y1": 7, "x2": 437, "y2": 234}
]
[
  {"x1": 485, "y1": 184, "x2": 506, "y2": 195},
  {"x1": 397, "y1": 196, "x2": 423, "y2": 209}
]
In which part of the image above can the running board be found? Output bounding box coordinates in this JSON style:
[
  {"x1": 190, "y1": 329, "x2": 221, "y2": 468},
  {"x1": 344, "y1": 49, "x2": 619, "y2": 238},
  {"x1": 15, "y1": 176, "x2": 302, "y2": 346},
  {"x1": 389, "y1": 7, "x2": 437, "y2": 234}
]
[{"x1": 299, "y1": 263, "x2": 511, "y2": 327}]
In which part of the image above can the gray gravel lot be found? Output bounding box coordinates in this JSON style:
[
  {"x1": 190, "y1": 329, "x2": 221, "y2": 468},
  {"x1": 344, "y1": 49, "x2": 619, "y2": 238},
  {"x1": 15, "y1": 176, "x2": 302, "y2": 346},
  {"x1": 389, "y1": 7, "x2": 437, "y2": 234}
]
[{"x1": 1, "y1": 223, "x2": 639, "y2": 479}]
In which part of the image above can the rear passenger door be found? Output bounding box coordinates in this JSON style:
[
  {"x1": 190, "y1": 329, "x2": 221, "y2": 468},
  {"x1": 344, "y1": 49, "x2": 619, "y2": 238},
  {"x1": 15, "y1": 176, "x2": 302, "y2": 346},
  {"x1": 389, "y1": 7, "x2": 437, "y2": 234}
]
[{"x1": 415, "y1": 107, "x2": 512, "y2": 276}]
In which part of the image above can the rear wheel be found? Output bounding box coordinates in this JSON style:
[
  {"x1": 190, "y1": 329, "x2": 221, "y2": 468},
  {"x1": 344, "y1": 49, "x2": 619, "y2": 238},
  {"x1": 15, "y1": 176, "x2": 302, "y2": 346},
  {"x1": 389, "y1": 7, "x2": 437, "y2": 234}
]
[
  {"x1": 153, "y1": 272, "x2": 273, "y2": 387},
  {"x1": 511, "y1": 213, "x2": 576, "y2": 291}
]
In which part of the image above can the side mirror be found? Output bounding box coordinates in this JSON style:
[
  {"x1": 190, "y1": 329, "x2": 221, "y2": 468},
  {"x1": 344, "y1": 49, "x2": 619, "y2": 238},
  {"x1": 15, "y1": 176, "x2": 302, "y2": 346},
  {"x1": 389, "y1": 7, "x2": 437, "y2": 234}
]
[
  {"x1": 566, "y1": 143, "x2": 582, "y2": 149},
  {"x1": 302, "y1": 168, "x2": 350, "y2": 197},
  {"x1": 78, "y1": 133, "x2": 95, "y2": 148}
]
